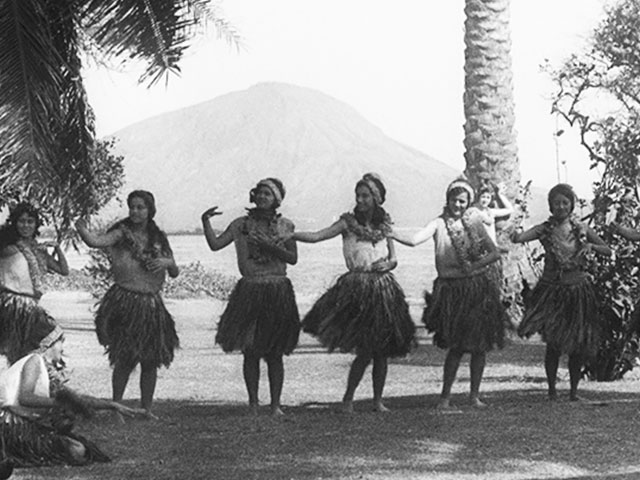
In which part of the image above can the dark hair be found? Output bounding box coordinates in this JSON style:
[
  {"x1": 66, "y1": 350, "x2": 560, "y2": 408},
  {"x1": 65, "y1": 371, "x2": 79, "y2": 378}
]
[
  {"x1": 547, "y1": 183, "x2": 576, "y2": 213},
  {"x1": 442, "y1": 186, "x2": 472, "y2": 217},
  {"x1": 477, "y1": 186, "x2": 494, "y2": 197},
  {"x1": 0, "y1": 202, "x2": 42, "y2": 249},
  {"x1": 20, "y1": 319, "x2": 58, "y2": 357},
  {"x1": 249, "y1": 178, "x2": 286, "y2": 209},
  {"x1": 354, "y1": 176, "x2": 388, "y2": 227},
  {"x1": 109, "y1": 191, "x2": 171, "y2": 255}
]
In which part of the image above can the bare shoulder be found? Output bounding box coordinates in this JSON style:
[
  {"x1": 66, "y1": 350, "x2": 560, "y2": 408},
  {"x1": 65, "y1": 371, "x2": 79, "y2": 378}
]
[
  {"x1": 279, "y1": 216, "x2": 295, "y2": 231},
  {"x1": 0, "y1": 245, "x2": 19, "y2": 258}
]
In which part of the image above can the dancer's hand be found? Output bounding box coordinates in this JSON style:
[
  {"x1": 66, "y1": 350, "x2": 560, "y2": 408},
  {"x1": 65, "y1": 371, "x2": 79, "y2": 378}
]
[
  {"x1": 201, "y1": 206, "x2": 222, "y2": 221},
  {"x1": 144, "y1": 257, "x2": 171, "y2": 273},
  {"x1": 370, "y1": 258, "x2": 392, "y2": 272},
  {"x1": 247, "y1": 230, "x2": 272, "y2": 246}
]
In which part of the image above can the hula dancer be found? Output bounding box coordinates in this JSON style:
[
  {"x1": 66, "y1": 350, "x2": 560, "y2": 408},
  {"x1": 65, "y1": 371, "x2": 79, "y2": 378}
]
[
  {"x1": 512, "y1": 183, "x2": 610, "y2": 401},
  {"x1": 474, "y1": 181, "x2": 513, "y2": 243},
  {"x1": 0, "y1": 318, "x2": 142, "y2": 476},
  {"x1": 294, "y1": 173, "x2": 415, "y2": 413},
  {"x1": 201, "y1": 178, "x2": 300, "y2": 416},
  {"x1": 75, "y1": 190, "x2": 179, "y2": 416},
  {"x1": 0, "y1": 202, "x2": 69, "y2": 364},
  {"x1": 392, "y1": 178, "x2": 506, "y2": 410}
]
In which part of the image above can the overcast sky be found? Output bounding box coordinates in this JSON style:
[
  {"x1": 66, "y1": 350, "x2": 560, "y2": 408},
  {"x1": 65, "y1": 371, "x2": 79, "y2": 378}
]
[{"x1": 83, "y1": 0, "x2": 611, "y2": 197}]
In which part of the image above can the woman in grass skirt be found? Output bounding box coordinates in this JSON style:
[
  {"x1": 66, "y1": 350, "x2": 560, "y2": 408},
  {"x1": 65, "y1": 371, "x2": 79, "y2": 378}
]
[
  {"x1": 0, "y1": 202, "x2": 69, "y2": 364},
  {"x1": 294, "y1": 173, "x2": 415, "y2": 413},
  {"x1": 0, "y1": 317, "x2": 142, "y2": 478},
  {"x1": 392, "y1": 178, "x2": 506, "y2": 410},
  {"x1": 512, "y1": 183, "x2": 611, "y2": 401},
  {"x1": 201, "y1": 178, "x2": 299, "y2": 416},
  {"x1": 76, "y1": 190, "x2": 179, "y2": 416}
]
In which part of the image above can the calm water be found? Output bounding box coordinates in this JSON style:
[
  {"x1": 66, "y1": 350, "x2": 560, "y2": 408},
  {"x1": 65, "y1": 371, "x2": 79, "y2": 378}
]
[{"x1": 66, "y1": 234, "x2": 436, "y2": 307}]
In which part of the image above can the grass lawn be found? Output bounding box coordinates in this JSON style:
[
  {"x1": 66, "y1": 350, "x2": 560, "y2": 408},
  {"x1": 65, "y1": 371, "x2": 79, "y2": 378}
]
[{"x1": 10, "y1": 292, "x2": 640, "y2": 480}]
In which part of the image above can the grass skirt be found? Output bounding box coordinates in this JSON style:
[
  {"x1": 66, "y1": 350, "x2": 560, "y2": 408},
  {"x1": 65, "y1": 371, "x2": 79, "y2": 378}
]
[
  {"x1": 0, "y1": 291, "x2": 57, "y2": 364},
  {"x1": 95, "y1": 285, "x2": 179, "y2": 368},
  {"x1": 302, "y1": 272, "x2": 415, "y2": 357},
  {"x1": 216, "y1": 276, "x2": 300, "y2": 357},
  {"x1": 518, "y1": 278, "x2": 602, "y2": 357},
  {"x1": 0, "y1": 407, "x2": 110, "y2": 468},
  {"x1": 423, "y1": 274, "x2": 506, "y2": 353}
]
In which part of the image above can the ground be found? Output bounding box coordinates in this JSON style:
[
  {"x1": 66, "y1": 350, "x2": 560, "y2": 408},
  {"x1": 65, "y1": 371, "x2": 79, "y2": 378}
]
[{"x1": 8, "y1": 292, "x2": 640, "y2": 480}]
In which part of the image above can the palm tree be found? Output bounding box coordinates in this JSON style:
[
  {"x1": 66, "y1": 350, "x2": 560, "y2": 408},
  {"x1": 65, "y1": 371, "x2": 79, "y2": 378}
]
[
  {"x1": 462, "y1": 0, "x2": 519, "y2": 210},
  {"x1": 0, "y1": 0, "x2": 239, "y2": 232}
]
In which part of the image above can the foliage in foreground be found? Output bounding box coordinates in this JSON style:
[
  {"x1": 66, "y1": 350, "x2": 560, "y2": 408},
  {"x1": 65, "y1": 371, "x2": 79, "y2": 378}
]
[{"x1": 549, "y1": 0, "x2": 640, "y2": 380}]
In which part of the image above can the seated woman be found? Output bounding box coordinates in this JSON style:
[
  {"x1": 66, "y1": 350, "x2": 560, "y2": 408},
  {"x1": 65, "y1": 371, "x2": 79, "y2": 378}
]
[{"x1": 0, "y1": 318, "x2": 142, "y2": 476}]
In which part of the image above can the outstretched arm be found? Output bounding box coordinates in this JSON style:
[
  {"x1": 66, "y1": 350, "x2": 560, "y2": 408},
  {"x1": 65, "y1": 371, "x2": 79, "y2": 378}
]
[
  {"x1": 391, "y1": 219, "x2": 437, "y2": 247},
  {"x1": 201, "y1": 207, "x2": 234, "y2": 251},
  {"x1": 511, "y1": 224, "x2": 542, "y2": 244},
  {"x1": 75, "y1": 219, "x2": 122, "y2": 248},
  {"x1": 585, "y1": 226, "x2": 612, "y2": 257},
  {"x1": 294, "y1": 219, "x2": 345, "y2": 243},
  {"x1": 612, "y1": 223, "x2": 640, "y2": 242}
]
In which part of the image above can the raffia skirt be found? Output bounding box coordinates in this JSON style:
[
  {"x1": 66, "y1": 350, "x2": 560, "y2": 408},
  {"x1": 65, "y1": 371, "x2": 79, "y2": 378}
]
[
  {"x1": 0, "y1": 290, "x2": 57, "y2": 364},
  {"x1": 423, "y1": 273, "x2": 506, "y2": 353},
  {"x1": 302, "y1": 271, "x2": 416, "y2": 357},
  {"x1": 94, "y1": 285, "x2": 179, "y2": 368},
  {"x1": 518, "y1": 277, "x2": 602, "y2": 357},
  {"x1": 216, "y1": 276, "x2": 300, "y2": 357},
  {"x1": 0, "y1": 407, "x2": 109, "y2": 469}
]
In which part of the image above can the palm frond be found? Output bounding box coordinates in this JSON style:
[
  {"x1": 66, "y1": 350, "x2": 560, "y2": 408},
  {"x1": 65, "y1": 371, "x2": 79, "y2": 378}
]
[
  {"x1": 81, "y1": 0, "x2": 241, "y2": 85},
  {"x1": 0, "y1": 0, "x2": 66, "y2": 180}
]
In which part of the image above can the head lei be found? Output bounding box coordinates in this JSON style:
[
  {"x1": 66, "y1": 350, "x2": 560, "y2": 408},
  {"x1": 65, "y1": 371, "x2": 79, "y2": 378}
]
[
  {"x1": 446, "y1": 178, "x2": 475, "y2": 204},
  {"x1": 358, "y1": 172, "x2": 386, "y2": 205},
  {"x1": 38, "y1": 325, "x2": 64, "y2": 350},
  {"x1": 251, "y1": 178, "x2": 286, "y2": 208}
]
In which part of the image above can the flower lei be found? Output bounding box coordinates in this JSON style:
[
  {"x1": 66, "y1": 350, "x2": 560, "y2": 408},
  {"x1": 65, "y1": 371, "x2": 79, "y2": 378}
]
[
  {"x1": 443, "y1": 208, "x2": 487, "y2": 270},
  {"x1": 539, "y1": 215, "x2": 588, "y2": 272},
  {"x1": 242, "y1": 209, "x2": 284, "y2": 264},
  {"x1": 118, "y1": 225, "x2": 162, "y2": 267},
  {"x1": 340, "y1": 212, "x2": 391, "y2": 244},
  {"x1": 15, "y1": 239, "x2": 49, "y2": 297}
]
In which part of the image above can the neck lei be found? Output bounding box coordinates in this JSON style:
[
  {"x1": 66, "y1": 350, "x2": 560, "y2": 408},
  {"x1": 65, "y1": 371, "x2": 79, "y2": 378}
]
[
  {"x1": 540, "y1": 215, "x2": 587, "y2": 272},
  {"x1": 242, "y1": 209, "x2": 283, "y2": 264},
  {"x1": 119, "y1": 224, "x2": 161, "y2": 266},
  {"x1": 341, "y1": 212, "x2": 391, "y2": 244},
  {"x1": 15, "y1": 239, "x2": 48, "y2": 298},
  {"x1": 443, "y1": 209, "x2": 486, "y2": 269}
]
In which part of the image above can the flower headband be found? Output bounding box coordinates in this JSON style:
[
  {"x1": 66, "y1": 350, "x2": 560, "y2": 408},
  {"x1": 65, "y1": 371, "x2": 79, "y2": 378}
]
[
  {"x1": 39, "y1": 325, "x2": 64, "y2": 350},
  {"x1": 447, "y1": 179, "x2": 475, "y2": 204},
  {"x1": 256, "y1": 179, "x2": 285, "y2": 206}
]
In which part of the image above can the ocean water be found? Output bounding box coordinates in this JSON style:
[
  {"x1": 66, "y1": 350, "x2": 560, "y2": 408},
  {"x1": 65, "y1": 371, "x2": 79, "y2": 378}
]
[{"x1": 65, "y1": 234, "x2": 436, "y2": 308}]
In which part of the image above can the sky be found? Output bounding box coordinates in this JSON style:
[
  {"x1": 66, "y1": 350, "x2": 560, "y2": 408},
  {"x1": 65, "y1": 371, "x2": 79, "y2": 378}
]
[{"x1": 83, "y1": 0, "x2": 611, "y2": 198}]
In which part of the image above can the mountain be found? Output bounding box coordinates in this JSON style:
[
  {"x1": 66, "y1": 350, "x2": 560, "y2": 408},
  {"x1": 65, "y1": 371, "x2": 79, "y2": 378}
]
[{"x1": 108, "y1": 82, "x2": 511, "y2": 231}]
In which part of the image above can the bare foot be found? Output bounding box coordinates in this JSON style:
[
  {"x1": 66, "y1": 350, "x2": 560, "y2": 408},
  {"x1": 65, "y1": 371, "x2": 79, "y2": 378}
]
[
  {"x1": 249, "y1": 404, "x2": 259, "y2": 416},
  {"x1": 569, "y1": 394, "x2": 582, "y2": 402},
  {"x1": 470, "y1": 397, "x2": 488, "y2": 409},
  {"x1": 436, "y1": 398, "x2": 455, "y2": 411},
  {"x1": 271, "y1": 406, "x2": 284, "y2": 417},
  {"x1": 142, "y1": 409, "x2": 159, "y2": 420},
  {"x1": 373, "y1": 401, "x2": 390, "y2": 413},
  {"x1": 548, "y1": 390, "x2": 558, "y2": 402},
  {"x1": 341, "y1": 400, "x2": 354, "y2": 414}
]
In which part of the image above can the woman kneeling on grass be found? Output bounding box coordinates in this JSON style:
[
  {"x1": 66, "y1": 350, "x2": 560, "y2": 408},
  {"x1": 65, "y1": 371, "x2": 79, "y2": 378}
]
[
  {"x1": 76, "y1": 190, "x2": 180, "y2": 417},
  {"x1": 201, "y1": 178, "x2": 300, "y2": 416},
  {"x1": 0, "y1": 319, "x2": 142, "y2": 479},
  {"x1": 392, "y1": 178, "x2": 506, "y2": 410},
  {"x1": 294, "y1": 173, "x2": 415, "y2": 413},
  {"x1": 512, "y1": 183, "x2": 610, "y2": 401}
]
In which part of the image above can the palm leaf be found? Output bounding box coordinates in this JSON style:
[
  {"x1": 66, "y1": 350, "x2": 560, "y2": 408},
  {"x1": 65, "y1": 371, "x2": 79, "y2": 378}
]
[{"x1": 0, "y1": 0, "x2": 66, "y2": 181}]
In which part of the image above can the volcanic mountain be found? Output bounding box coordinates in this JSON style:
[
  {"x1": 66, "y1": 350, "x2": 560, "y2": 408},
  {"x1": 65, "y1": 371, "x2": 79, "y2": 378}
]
[{"x1": 108, "y1": 82, "x2": 463, "y2": 232}]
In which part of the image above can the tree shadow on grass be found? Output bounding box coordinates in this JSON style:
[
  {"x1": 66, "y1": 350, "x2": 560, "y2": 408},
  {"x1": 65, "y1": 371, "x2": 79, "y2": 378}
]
[{"x1": 19, "y1": 387, "x2": 640, "y2": 480}]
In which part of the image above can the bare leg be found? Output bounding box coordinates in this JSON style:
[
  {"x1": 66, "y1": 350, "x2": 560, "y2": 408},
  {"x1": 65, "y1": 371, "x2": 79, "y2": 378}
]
[
  {"x1": 438, "y1": 349, "x2": 463, "y2": 409},
  {"x1": 243, "y1": 353, "x2": 260, "y2": 415},
  {"x1": 372, "y1": 354, "x2": 389, "y2": 412},
  {"x1": 140, "y1": 361, "x2": 158, "y2": 412},
  {"x1": 112, "y1": 362, "x2": 135, "y2": 402},
  {"x1": 469, "y1": 352, "x2": 487, "y2": 407},
  {"x1": 266, "y1": 353, "x2": 285, "y2": 415},
  {"x1": 544, "y1": 346, "x2": 560, "y2": 401},
  {"x1": 568, "y1": 353, "x2": 583, "y2": 401},
  {"x1": 342, "y1": 354, "x2": 371, "y2": 413}
]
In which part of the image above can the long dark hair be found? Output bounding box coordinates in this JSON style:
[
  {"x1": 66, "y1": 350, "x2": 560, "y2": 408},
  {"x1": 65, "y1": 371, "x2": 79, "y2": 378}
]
[
  {"x1": 353, "y1": 177, "x2": 389, "y2": 228},
  {"x1": 108, "y1": 191, "x2": 172, "y2": 255},
  {"x1": 0, "y1": 202, "x2": 42, "y2": 249}
]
